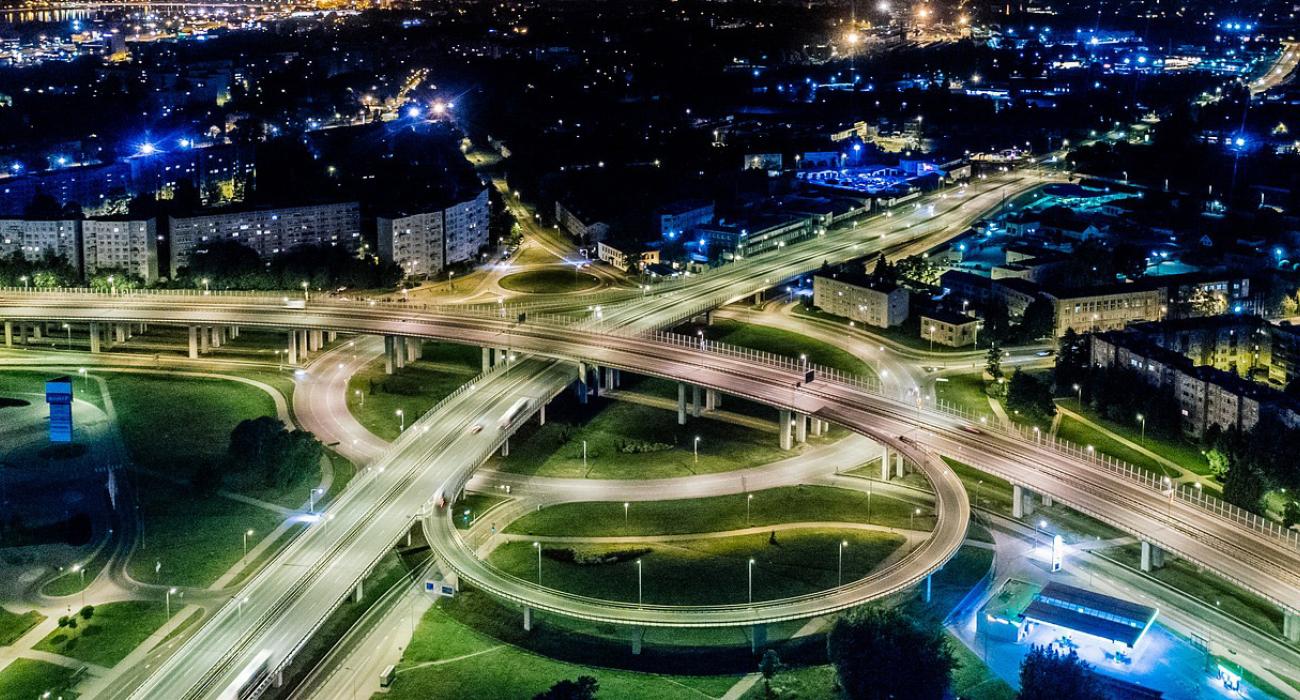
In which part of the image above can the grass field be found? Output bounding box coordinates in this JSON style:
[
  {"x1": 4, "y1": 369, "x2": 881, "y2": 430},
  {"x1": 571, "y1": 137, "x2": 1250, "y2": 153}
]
[
  {"x1": 33, "y1": 600, "x2": 168, "y2": 668},
  {"x1": 1103, "y1": 544, "x2": 1284, "y2": 635},
  {"x1": 0, "y1": 607, "x2": 44, "y2": 646},
  {"x1": 1056, "y1": 399, "x2": 1210, "y2": 477},
  {"x1": 0, "y1": 659, "x2": 80, "y2": 699},
  {"x1": 489, "y1": 529, "x2": 906, "y2": 605},
  {"x1": 346, "y1": 341, "x2": 481, "y2": 441},
  {"x1": 386, "y1": 601, "x2": 739, "y2": 700},
  {"x1": 1056, "y1": 415, "x2": 1177, "y2": 480},
  {"x1": 505, "y1": 485, "x2": 931, "y2": 537},
  {"x1": 499, "y1": 269, "x2": 600, "y2": 294},
  {"x1": 455, "y1": 492, "x2": 509, "y2": 530},
  {"x1": 935, "y1": 373, "x2": 996, "y2": 418},
  {"x1": 493, "y1": 396, "x2": 802, "y2": 480},
  {"x1": 703, "y1": 319, "x2": 874, "y2": 378}
]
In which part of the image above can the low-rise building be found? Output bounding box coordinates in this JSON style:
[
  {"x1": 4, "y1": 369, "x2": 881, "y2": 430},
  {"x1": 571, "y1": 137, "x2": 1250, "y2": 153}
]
[
  {"x1": 993, "y1": 278, "x2": 1042, "y2": 319},
  {"x1": 939, "y1": 270, "x2": 993, "y2": 308},
  {"x1": 813, "y1": 270, "x2": 909, "y2": 328},
  {"x1": 555, "y1": 200, "x2": 609, "y2": 245},
  {"x1": 657, "y1": 200, "x2": 714, "y2": 240},
  {"x1": 596, "y1": 240, "x2": 661, "y2": 272},
  {"x1": 1044, "y1": 283, "x2": 1166, "y2": 339},
  {"x1": 920, "y1": 309, "x2": 980, "y2": 348},
  {"x1": 696, "y1": 214, "x2": 815, "y2": 260},
  {"x1": 169, "y1": 202, "x2": 361, "y2": 276},
  {"x1": 81, "y1": 217, "x2": 158, "y2": 282}
]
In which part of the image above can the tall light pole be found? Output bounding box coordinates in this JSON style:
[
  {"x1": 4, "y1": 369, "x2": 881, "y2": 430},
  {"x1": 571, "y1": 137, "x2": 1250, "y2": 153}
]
[
  {"x1": 747, "y1": 558, "x2": 755, "y2": 604},
  {"x1": 1137, "y1": 413, "x2": 1146, "y2": 443},
  {"x1": 301, "y1": 281, "x2": 309, "y2": 301},
  {"x1": 838, "y1": 540, "x2": 848, "y2": 587},
  {"x1": 63, "y1": 323, "x2": 71, "y2": 350},
  {"x1": 929, "y1": 325, "x2": 936, "y2": 352},
  {"x1": 911, "y1": 507, "x2": 921, "y2": 529},
  {"x1": 693, "y1": 436, "x2": 700, "y2": 463},
  {"x1": 1073, "y1": 383, "x2": 1082, "y2": 405},
  {"x1": 533, "y1": 542, "x2": 542, "y2": 584},
  {"x1": 746, "y1": 493, "x2": 753, "y2": 524},
  {"x1": 166, "y1": 587, "x2": 177, "y2": 618},
  {"x1": 243, "y1": 528, "x2": 254, "y2": 562},
  {"x1": 623, "y1": 502, "x2": 629, "y2": 526},
  {"x1": 582, "y1": 440, "x2": 587, "y2": 469},
  {"x1": 71, "y1": 564, "x2": 85, "y2": 607},
  {"x1": 309, "y1": 487, "x2": 323, "y2": 514},
  {"x1": 396, "y1": 409, "x2": 405, "y2": 432},
  {"x1": 355, "y1": 389, "x2": 364, "y2": 408},
  {"x1": 19, "y1": 275, "x2": 27, "y2": 290},
  {"x1": 636, "y1": 559, "x2": 643, "y2": 606}
]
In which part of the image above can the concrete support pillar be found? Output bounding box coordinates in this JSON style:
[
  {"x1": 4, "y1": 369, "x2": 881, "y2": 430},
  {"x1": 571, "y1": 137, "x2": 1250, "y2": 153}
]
[
  {"x1": 405, "y1": 337, "x2": 418, "y2": 364},
  {"x1": 288, "y1": 330, "x2": 299, "y2": 365},
  {"x1": 383, "y1": 336, "x2": 395, "y2": 375},
  {"x1": 187, "y1": 326, "x2": 199, "y2": 359},
  {"x1": 1140, "y1": 541, "x2": 1164, "y2": 572},
  {"x1": 1041, "y1": 493, "x2": 1053, "y2": 507},
  {"x1": 539, "y1": 404, "x2": 546, "y2": 426},
  {"x1": 894, "y1": 452, "x2": 905, "y2": 478},
  {"x1": 705, "y1": 388, "x2": 718, "y2": 411},
  {"x1": 114, "y1": 324, "x2": 126, "y2": 344},
  {"x1": 496, "y1": 348, "x2": 508, "y2": 365},
  {"x1": 779, "y1": 410, "x2": 793, "y2": 451},
  {"x1": 631, "y1": 628, "x2": 644, "y2": 655},
  {"x1": 298, "y1": 330, "x2": 309, "y2": 358},
  {"x1": 211, "y1": 325, "x2": 222, "y2": 349},
  {"x1": 691, "y1": 385, "x2": 702, "y2": 417},
  {"x1": 394, "y1": 336, "x2": 407, "y2": 370},
  {"x1": 229, "y1": 325, "x2": 239, "y2": 339},
  {"x1": 482, "y1": 347, "x2": 492, "y2": 372},
  {"x1": 200, "y1": 326, "x2": 211, "y2": 354},
  {"x1": 353, "y1": 581, "x2": 364, "y2": 602},
  {"x1": 613, "y1": 369, "x2": 621, "y2": 388},
  {"x1": 412, "y1": 339, "x2": 423, "y2": 360},
  {"x1": 881, "y1": 449, "x2": 892, "y2": 480},
  {"x1": 677, "y1": 382, "x2": 687, "y2": 425},
  {"x1": 605, "y1": 367, "x2": 616, "y2": 392},
  {"x1": 30, "y1": 323, "x2": 41, "y2": 340},
  {"x1": 523, "y1": 606, "x2": 532, "y2": 631},
  {"x1": 312, "y1": 330, "x2": 323, "y2": 351},
  {"x1": 751, "y1": 624, "x2": 768, "y2": 653},
  {"x1": 327, "y1": 330, "x2": 337, "y2": 343},
  {"x1": 1012, "y1": 484, "x2": 1024, "y2": 519},
  {"x1": 925, "y1": 574, "x2": 933, "y2": 603},
  {"x1": 1284, "y1": 612, "x2": 1300, "y2": 643},
  {"x1": 589, "y1": 365, "x2": 601, "y2": 398},
  {"x1": 811, "y1": 418, "x2": 824, "y2": 437},
  {"x1": 501, "y1": 439, "x2": 510, "y2": 457},
  {"x1": 574, "y1": 380, "x2": 589, "y2": 405},
  {"x1": 3, "y1": 321, "x2": 11, "y2": 348},
  {"x1": 795, "y1": 412, "x2": 808, "y2": 443},
  {"x1": 88, "y1": 322, "x2": 101, "y2": 353},
  {"x1": 18, "y1": 323, "x2": 27, "y2": 345}
]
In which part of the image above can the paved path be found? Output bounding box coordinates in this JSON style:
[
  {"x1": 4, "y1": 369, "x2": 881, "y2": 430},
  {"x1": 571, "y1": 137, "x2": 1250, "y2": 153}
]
[{"x1": 1054, "y1": 404, "x2": 1207, "y2": 486}]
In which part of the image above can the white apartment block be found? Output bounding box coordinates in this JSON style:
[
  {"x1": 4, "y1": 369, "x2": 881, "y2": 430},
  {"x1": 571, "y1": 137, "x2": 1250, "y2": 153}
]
[
  {"x1": 813, "y1": 272, "x2": 909, "y2": 328},
  {"x1": 169, "y1": 202, "x2": 361, "y2": 276},
  {"x1": 377, "y1": 189, "x2": 490, "y2": 278},
  {"x1": 0, "y1": 219, "x2": 82, "y2": 272},
  {"x1": 82, "y1": 218, "x2": 159, "y2": 283}
]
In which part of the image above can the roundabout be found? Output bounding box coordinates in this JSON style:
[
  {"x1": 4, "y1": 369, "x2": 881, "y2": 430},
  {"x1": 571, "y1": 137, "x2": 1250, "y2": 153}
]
[{"x1": 498, "y1": 268, "x2": 602, "y2": 295}]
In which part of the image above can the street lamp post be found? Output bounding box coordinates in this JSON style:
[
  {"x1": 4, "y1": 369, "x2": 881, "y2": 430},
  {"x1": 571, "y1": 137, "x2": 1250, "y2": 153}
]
[
  {"x1": 309, "y1": 487, "x2": 323, "y2": 514},
  {"x1": 636, "y1": 559, "x2": 643, "y2": 606},
  {"x1": 243, "y1": 528, "x2": 254, "y2": 562},
  {"x1": 911, "y1": 508, "x2": 921, "y2": 529},
  {"x1": 63, "y1": 323, "x2": 71, "y2": 350},
  {"x1": 396, "y1": 409, "x2": 405, "y2": 432},
  {"x1": 623, "y1": 502, "x2": 629, "y2": 526},
  {"x1": 71, "y1": 564, "x2": 85, "y2": 607},
  {"x1": 838, "y1": 540, "x2": 848, "y2": 587},
  {"x1": 1137, "y1": 413, "x2": 1146, "y2": 443},
  {"x1": 746, "y1": 493, "x2": 753, "y2": 524},
  {"x1": 1073, "y1": 383, "x2": 1082, "y2": 405},
  {"x1": 748, "y1": 558, "x2": 755, "y2": 604},
  {"x1": 582, "y1": 440, "x2": 587, "y2": 469},
  {"x1": 533, "y1": 542, "x2": 542, "y2": 584},
  {"x1": 928, "y1": 325, "x2": 936, "y2": 352},
  {"x1": 301, "y1": 281, "x2": 309, "y2": 301},
  {"x1": 166, "y1": 587, "x2": 178, "y2": 618},
  {"x1": 693, "y1": 436, "x2": 700, "y2": 463}
]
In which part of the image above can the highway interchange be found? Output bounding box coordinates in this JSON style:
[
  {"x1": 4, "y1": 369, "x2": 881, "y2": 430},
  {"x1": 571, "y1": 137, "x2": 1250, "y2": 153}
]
[{"x1": 7, "y1": 167, "x2": 1300, "y2": 698}]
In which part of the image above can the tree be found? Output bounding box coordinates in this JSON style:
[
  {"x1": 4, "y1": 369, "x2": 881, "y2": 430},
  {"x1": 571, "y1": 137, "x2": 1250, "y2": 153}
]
[
  {"x1": 1222, "y1": 461, "x2": 1266, "y2": 513},
  {"x1": 227, "y1": 417, "x2": 323, "y2": 488},
  {"x1": 1017, "y1": 298, "x2": 1055, "y2": 342},
  {"x1": 1018, "y1": 646, "x2": 1105, "y2": 700},
  {"x1": 1007, "y1": 369, "x2": 1057, "y2": 424},
  {"x1": 533, "y1": 676, "x2": 599, "y2": 700},
  {"x1": 827, "y1": 606, "x2": 956, "y2": 700},
  {"x1": 985, "y1": 342, "x2": 1004, "y2": 386},
  {"x1": 78, "y1": 605, "x2": 94, "y2": 621},
  {"x1": 1053, "y1": 328, "x2": 1089, "y2": 396},
  {"x1": 758, "y1": 649, "x2": 782, "y2": 697}
]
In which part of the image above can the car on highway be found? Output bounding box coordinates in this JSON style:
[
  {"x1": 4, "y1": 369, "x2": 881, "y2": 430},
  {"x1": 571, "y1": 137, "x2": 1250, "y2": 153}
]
[{"x1": 468, "y1": 423, "x2": 483, "y2": 434}]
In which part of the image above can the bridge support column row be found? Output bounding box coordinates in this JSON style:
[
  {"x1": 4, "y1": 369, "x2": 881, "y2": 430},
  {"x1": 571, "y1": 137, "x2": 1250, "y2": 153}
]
[
  {"x1": 88, "y1": 322, "x2": 101, "y2": 353},
  {"x1": 1285, "y1": 612, "x2": 1300, "y2": 643},
  {"x1": 691, "y1": 385, "x2": 702, "y2": 417},
  {"x1": 779, "y1": 410, "x2": 793, "y2": 450},
  {"x1": 605, "y1": 367, "x2": 617, "y2": 392},
  {"x1": 794, "y1": 412, "x2": 808, "y2": 444},
  {"x1": 810, "y1": 418, "x2": 824, "y2": 437},
  {"x1": 1140, "y1": 541, "x2": 1165, "y2": 572},
  {"x1": 482, "y1": 347, "x2": 491, "y2": 372},
  {"x1": 677, "y1": 383, "x2": 688, "y2": 425},
  {"x1": 523, "y1": 606, "x2": 532, "y2": 631},
  {"x1": 3, "y1": 321, "x2": 11, "y2": 348},
  {"x1": 288, "y1": 330, "x2": 300, "y2": 365},
  {"x1": 501, "y1": 439, "x2": 510, "y2": 457},
  {"x1": 705, "y1": 388, "x2": 719, "y2": 411},
  {"x1": 187, "y1": 326, "x2": 199, "y2": 359}
]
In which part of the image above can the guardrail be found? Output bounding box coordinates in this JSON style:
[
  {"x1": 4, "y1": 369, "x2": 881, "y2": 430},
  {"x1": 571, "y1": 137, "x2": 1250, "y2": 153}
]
[{"x1": 640, "y1": 328, "x2": 1300, "y2": 554}]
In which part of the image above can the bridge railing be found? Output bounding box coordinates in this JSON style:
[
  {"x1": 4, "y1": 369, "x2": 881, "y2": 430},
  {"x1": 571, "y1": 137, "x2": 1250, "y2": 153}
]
[{"x1": 645, "y1": 329, "x2": 1300, "y2": 553}]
